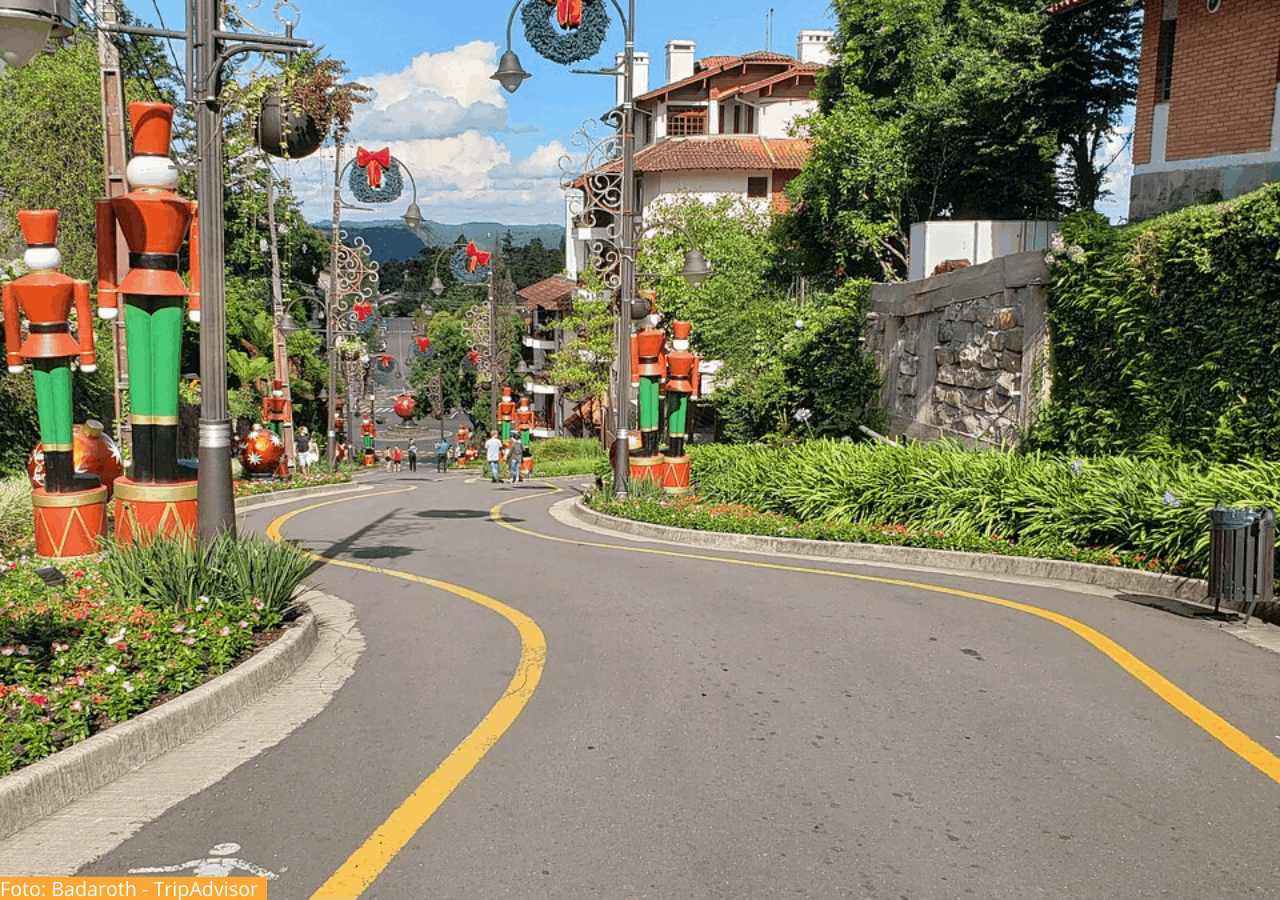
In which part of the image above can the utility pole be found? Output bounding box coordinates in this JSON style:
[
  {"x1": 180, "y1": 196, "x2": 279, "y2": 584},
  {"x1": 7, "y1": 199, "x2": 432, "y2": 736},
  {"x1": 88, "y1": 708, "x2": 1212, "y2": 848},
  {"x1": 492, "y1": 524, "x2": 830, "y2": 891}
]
[
  {"x1": 265, "y1": 166, "x2": 295, "y2": 470},
  {"x1": 96, "y1": 0, "x2": 130, "y2": 453}
]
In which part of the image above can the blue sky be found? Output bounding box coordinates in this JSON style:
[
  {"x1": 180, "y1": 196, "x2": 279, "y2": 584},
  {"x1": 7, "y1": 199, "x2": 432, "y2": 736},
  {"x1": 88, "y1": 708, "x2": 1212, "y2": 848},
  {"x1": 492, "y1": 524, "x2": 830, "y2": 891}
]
[
  {"x1": 139, "y1": 0, "x2": 1132, "y2": 227},
  {"x1": 142, "y1": 0, "x2": 838, "y2": 225}
]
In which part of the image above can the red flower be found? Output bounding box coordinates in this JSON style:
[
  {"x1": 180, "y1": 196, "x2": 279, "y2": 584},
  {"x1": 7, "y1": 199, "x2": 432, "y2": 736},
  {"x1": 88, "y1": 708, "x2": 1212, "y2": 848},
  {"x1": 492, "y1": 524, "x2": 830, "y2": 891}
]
[
  {"x1": 30, "y1": 695, "x2": 48, "y2": 707},
  {"x1": 115, "y1": 642, "x2": 127, "y2": 651}
]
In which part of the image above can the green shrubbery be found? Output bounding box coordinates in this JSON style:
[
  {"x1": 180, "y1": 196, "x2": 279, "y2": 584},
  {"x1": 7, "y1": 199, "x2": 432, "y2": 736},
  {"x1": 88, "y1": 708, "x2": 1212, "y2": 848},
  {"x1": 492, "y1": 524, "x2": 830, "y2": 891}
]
[
  {"x1": 525, "y1": 438, "x2": 605, "y2": 477},
  {"x1": 1033, "y1": 188, "x2": 1280, "y2": 459},
  {"x1": 595, "y1": 440, "x2": 1280, "y2": 581}
]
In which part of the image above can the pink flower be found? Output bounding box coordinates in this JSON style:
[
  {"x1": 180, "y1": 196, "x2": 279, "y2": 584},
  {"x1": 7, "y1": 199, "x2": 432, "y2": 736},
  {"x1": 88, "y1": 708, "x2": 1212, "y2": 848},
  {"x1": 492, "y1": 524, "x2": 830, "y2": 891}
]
[
  {"x1": 238, "y1": 621, "x2": 249, "y2": 629},
  {"x1": 181, "y1": 636, "x2": 196, "y2": 646},
  {"x1": 115, "y1": 642, "x2": 127, "y2": 652},
  {"x1": 30, "y1": 695, "x2": 47, "y2": 707},
  {"x1": 70, "y1": 700, "x2": 83, "y2": 712},
  {"x1": 220, "y1": 626, "x2": 231, "y2": 637},
  {"x1": 0, "y1": 646, "x2": 12, "y2": 657},
  {"x1": 16, "y1": 645, "x2": 29, "y2": 656},
  {"x1": 172, "y1": 623, "x2": 185, "y2": 634}
]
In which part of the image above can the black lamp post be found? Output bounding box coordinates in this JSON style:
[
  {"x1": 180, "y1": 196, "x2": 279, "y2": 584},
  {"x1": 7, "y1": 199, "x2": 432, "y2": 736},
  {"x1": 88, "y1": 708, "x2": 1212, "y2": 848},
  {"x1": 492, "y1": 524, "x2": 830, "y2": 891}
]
[{"x1": 491, "y1": 6, "x2": 711, "y2": 497}]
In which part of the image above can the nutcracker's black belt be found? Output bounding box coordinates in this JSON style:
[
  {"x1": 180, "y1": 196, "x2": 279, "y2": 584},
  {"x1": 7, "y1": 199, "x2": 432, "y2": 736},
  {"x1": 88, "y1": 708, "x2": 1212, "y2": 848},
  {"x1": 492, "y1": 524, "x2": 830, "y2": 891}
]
[
  {"x1": 29, "y1": 323, "x2": 70, "y2": 334},
  {"x1": 129, "y1": 253, "x2": 179, "y2": 270},
  {"x1": 639, "y1": 355, "x2": 658, "y2": 364}
]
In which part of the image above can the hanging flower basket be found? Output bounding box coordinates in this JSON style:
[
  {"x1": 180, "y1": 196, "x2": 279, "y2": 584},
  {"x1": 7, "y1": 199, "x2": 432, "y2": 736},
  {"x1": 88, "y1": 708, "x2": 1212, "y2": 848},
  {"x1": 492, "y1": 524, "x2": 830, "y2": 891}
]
[{"x1": 255, "y1": 94, "x2": 324, "y2": 159}]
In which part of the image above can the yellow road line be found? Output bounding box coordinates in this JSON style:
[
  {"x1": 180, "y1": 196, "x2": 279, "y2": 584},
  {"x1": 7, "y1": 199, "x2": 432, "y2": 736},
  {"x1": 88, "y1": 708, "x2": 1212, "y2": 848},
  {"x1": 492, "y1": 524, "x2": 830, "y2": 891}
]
[
  {"x1": 262, "y1": 489, "x2": 546, "y2": 898},
  {"x1": 492, "y1": 486, "x2": 1280, "y2": 787}
]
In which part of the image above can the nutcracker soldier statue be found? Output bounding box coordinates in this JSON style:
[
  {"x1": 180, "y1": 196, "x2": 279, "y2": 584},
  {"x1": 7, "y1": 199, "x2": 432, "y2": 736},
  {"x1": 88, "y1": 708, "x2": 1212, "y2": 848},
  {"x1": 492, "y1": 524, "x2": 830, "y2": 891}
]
[
  {"x1": 514, "y1": 395, "x2": 536, "y2": 476},
  {"x1": 629, "y1": 323, "x2": 666, "y2": 484},
  {"x1": 497, "y1": 386, "x2": 516, "y2": 442},
  {"x1": 3, "y1": 209, "x2": 108, "y2": 557},
  {"x1": 662, "y1": 321, "x2": 699, "y2": 494},
  {"x1": 96, "y1": 101, "x2": 200, "y2": 542},
  {"x1": 361, "y1": 413, "x2": 377, "y2": 466}
]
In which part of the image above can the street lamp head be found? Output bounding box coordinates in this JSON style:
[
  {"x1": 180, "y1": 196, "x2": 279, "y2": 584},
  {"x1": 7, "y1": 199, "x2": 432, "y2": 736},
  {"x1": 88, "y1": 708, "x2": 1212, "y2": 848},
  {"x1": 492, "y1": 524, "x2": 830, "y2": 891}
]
[
  {"x1": 402, "y1": 201, "x2": 422, "y2": 230},
  {"x1": 279, "y1": 312, "x2": 299, "y2": 336},
  {"x1": 0, "y1": 0, "x2": 76, "y2": 68},
  {"x1": 491, "y1": 49, "x2": 531, "y2": 93},
  {"x1": 679, "y1": 248, "x2": 711, "y2": 288},
  {"x1": 429, "y1": 276, "x2": 445, "y2": 297}
]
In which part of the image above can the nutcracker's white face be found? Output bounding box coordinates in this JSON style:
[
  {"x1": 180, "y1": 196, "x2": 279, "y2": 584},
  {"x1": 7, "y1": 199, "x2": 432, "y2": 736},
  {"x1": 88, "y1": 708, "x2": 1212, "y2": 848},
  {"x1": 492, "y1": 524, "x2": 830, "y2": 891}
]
[
  {"x1": 24, "y1": 247, "x2": 61, "y2": 271},
  {"x1": 672, "y1": 338, "x2": 690, "y2": 351},
  {"x1": 126, "y1": 155, "x2": 179, "y2": 191}
]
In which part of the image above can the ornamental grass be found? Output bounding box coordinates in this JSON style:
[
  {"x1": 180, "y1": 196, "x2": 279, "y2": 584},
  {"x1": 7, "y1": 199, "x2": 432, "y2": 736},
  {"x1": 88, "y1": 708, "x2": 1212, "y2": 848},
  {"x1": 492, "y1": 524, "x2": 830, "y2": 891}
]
[{"x1": 595, "y1": 439, "x2": 1280, "y2": 582}]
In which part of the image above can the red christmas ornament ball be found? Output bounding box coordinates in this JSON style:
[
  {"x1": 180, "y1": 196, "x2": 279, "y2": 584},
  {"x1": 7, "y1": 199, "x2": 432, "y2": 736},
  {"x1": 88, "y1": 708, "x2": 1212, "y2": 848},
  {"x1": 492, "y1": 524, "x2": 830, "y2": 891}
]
[
  {"x1": 394, "y1": 393, "x2": 417, "y2": 422},
  {"x1": 238, "y1": 427, "x2": 285, "y2": 474},
  {"x1": 28, "y1": 419, "x2": 125, "y2": 498}
]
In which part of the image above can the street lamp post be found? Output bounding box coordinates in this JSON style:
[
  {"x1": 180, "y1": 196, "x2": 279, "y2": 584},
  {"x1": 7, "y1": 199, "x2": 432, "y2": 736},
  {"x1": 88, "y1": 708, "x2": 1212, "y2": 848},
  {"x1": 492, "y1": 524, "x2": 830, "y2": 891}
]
[
  {"x1": 492, "y1": 0, "x2": 709, "y2": 498},
  {"x1": 324, "y1": 143, "x2": 420, "y2": 468}
]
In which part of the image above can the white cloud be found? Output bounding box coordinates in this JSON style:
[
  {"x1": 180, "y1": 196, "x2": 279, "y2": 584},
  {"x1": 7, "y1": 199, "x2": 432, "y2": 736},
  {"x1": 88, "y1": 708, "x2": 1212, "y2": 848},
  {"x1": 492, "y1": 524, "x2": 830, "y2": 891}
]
[{"x1": 282, "y1": 43, "x2": 570, "y2": 225}]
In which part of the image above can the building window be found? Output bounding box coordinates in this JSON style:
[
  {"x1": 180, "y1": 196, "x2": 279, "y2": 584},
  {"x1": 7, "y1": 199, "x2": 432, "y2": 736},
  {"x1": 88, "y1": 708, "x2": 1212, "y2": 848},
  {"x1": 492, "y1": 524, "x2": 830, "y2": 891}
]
[
  {"x1": 668, "y1": 107, "x2": 707, "y2": 137},
  {"x1": 1155, "y1": 18, "x2": 1176, "y2": 102},
  {"x1": 747, "y1": 176, "x2": 769, "y2": 198}
]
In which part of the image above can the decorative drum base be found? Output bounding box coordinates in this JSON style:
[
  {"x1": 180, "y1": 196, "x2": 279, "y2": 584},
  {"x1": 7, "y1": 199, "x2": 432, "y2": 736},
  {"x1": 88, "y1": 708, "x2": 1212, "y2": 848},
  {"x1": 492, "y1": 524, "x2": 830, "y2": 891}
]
[
  {"x1": 32, "y1": 486, "x2": 108, "y2": 558},
  {"x1": 662, "y1": 455, "x2": 691, "y2": 494},
  {"x1": 629, "y1": 454, "x2": 663, "y2": 485},
  {"x1": 113, "y1": 479, "x2": 198, "y2": 545}
]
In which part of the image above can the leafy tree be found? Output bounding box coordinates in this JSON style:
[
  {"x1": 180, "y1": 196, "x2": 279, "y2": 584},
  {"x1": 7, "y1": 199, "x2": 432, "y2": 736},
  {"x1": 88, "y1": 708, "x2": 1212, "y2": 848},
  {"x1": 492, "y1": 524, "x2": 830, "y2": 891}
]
[
  {"x1": 406, "y1": 311, "x2": 479, "y2": 427},
  {"x1": 1041, "y1": 0, "x2": 1141, "y2": 211},
  {"x1": 544, "y1": 271, "x2": 612, "y2": 406},
  {"x1": 780, "y1": 0, "x2": 1133, "y2": 282}
]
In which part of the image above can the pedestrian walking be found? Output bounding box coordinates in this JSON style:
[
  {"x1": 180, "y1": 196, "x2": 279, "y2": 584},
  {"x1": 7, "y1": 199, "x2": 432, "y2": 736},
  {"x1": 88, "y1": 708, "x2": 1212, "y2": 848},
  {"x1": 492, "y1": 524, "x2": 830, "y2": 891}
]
[
  {"x1": 294, "y1": 427, "x2": 309, "y2": 472},
  {"x1": 392, "y1": 445, "x2": 402, "y2": 473},
  {"x1": 305, "y1": 436, "x2": 319, "y2": 471},
  {"x1": 506, "y1": 436, "x2": 524, "y2": 482},
  {"x1": 407, "y1": 441, "x2": 417, "y2": 472},
  {"x1": 383, "y1": 448, "x2": 393, "y2": 472},
  {"x1": 484, "y1": 430, "x2": 503, "y2": 483},
  {"x1": 435, "y1": 437, "x2": 449, "y2": 472}
]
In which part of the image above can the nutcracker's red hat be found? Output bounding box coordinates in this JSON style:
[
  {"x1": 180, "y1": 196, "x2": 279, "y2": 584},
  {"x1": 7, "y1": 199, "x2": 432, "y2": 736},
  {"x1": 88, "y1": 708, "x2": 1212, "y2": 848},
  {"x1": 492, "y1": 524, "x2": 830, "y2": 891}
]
[
  {"x1": 672, "y1": 321, "x2": 692, "y2": 341},
  {"x1": 129, "y1": 101, "x2": 174, "y2": 156},
  {"x1": 17, "y1": 209, "x2": 57, "y2": 247}
]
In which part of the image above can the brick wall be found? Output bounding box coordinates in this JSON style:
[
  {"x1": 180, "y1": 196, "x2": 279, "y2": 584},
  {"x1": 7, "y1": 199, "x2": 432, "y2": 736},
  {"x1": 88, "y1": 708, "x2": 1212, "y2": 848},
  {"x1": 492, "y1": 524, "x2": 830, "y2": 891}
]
[{"x1": 1134, "y1": 0, "x2": 1280, "y2": 166}]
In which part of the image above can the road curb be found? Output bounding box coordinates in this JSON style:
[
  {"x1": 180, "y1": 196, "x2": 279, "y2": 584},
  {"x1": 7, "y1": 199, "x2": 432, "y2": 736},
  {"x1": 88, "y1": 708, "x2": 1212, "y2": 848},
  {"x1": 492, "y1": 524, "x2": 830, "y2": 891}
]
[
  {"x1": 233, "y1": 478, "x2": 365, "y2": 510},
  {"x1": 0, "y1": 595, "x2": 322, "y2": 841},
  {"x1": 568, "y1": 498, "x2": 1213, "y2": 603}
]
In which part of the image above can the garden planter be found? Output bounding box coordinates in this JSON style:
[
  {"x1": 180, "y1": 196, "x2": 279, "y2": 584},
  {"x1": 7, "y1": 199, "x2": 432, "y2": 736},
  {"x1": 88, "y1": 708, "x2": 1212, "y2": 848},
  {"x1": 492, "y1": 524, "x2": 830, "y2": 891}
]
[{"x1": 255, "y1": 95, "x2": 323, "y2": 159}]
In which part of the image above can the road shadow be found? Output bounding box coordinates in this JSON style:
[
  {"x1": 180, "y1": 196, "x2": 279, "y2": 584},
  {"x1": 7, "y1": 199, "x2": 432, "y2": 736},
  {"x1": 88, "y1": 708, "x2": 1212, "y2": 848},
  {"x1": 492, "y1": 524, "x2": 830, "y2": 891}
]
[
  {"x1": 1115, "y1": 592, "x2": 1238, "y2": 621},
  {"x1": 413, "y1": 509, "x2": 490, "y2": 519},
  {"x1": 350, "y1": 545, "x2": 416, "y2": 561}
]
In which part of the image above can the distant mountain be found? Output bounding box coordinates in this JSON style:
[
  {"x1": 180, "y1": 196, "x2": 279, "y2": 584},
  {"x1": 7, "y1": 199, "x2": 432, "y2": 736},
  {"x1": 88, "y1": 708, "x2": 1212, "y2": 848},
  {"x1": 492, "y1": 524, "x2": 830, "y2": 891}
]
[{"x1": 310, "y1": 219, "x2": 564, "y2": 264}]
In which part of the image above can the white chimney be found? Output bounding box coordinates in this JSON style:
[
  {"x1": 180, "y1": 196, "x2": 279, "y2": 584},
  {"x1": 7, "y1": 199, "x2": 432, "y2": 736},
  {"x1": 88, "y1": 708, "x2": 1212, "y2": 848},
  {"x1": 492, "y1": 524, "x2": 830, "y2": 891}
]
[
  {"x1": 616, "y1": 50, "x2": 650, "y2": 107},
  {"x1": 665, "y1": 39, "x2": 695, "y2": 84},
  {"x1": 797, "y1": 30, "x2": 833, "y2": 65}
]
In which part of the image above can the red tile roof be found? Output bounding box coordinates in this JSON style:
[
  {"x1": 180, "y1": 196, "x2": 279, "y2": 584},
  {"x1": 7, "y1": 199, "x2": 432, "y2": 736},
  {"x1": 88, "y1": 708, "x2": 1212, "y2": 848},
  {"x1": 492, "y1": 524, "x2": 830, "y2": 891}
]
[
  {"x1": 637, "y1": 53, "x2": 813, "y2": 104},
  {"x1": 574, "y1": 137, "x2": 811, "y2": 182},
  {"x1": 516, "y1": 275, "x2": 577, "y2": 312}
]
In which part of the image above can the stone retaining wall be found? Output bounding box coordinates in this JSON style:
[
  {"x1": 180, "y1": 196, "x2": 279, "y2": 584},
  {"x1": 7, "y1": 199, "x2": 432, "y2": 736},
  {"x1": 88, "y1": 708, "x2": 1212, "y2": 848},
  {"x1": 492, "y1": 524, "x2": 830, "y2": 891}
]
[{"x1": 865, "y1": 250, "x2": 1050, "y2": 447}]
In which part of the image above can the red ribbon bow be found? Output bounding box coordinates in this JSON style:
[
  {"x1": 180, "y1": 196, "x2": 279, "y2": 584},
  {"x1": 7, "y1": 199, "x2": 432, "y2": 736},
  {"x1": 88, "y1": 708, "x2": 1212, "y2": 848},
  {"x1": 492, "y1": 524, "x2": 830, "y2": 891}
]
[
  {"x1": 544, "y1": 0, "x2": 582, "y2": 27},
  {"x1": 353, "y1": 301, "x2": 373, "y2": 321},
  {"x1": 465, "y1": 241, "x2": 491, "y2": 273},
  {"x1": 356, "y1": 147, "x2": 391, "y2": 188},
  {"x1": 380, "y1": 354, "x2": 393, "y2": 366},
  {"x1": 415, "y1": 337, "x2": 431, "y2": 352}
]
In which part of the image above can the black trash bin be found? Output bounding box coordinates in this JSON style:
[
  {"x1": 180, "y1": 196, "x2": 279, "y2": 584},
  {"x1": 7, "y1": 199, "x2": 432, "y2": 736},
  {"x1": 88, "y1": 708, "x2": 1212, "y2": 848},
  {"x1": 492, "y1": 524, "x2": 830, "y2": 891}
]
[{"x1": 1207, "y1": 506, "x2": 1275, "y2": 624}]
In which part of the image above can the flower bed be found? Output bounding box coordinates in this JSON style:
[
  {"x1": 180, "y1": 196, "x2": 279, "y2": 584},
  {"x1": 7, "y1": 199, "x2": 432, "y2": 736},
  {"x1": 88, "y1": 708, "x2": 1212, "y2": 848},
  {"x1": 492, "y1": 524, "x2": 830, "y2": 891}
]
[
  {"x1": 0, "y1": 531, "x2": 310, "y2": 775},
  {"x1": 233, "y1": 469, "x2": 352, "y2": 497}
]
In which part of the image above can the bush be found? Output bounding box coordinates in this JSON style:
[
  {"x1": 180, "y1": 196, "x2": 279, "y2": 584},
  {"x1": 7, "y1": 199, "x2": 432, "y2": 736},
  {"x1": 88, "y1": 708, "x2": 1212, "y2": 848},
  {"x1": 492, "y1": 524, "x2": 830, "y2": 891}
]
[
  {"x1": 653, "y1": 440, "x2": 1280, "y2": 580},
  {"x1": 1034, "y1": 190, "x2": 1280, "y2": 459}
]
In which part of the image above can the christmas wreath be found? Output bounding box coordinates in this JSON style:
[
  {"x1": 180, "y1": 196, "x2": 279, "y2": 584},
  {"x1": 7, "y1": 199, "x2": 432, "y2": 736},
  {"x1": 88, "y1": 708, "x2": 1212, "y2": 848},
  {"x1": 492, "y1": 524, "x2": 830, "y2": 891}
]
[
  {"x1": 349, "y1": 159, "x2": 404, "y2": 204},
  {"x1": 522, "y1": 0, "x2": 609, "y2": 66},
  {"x1": 450, "y1": 246, "x2": 490, "y2": 285}
]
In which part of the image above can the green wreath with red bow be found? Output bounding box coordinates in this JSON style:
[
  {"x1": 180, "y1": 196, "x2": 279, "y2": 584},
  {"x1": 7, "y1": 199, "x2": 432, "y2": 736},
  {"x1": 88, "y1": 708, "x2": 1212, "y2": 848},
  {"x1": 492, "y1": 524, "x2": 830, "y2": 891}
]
[{"x1": 523, "y1": 0, "x2": 609, "y2": 65}]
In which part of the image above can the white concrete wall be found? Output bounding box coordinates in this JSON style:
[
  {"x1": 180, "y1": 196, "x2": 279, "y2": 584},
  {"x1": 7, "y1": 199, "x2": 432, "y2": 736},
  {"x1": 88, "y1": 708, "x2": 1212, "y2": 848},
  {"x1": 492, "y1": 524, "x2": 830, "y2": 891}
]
[
  {"x1": 907, "y1": 220, "x2": 1060, "y2": 281},
  {"x1": 758, "y1": 99, "x2": 812, "y2": 138},
  {"x1": 666, "y1": 40, "x2": 695, "y2": 83},
  {"x1": 643, "y1": 172, "x2": 772, "y2": 216},
  {"x1": 797, "y1": 30, "x2": 833, "y2": 65},
  {"x1": 563, "y1": 193, "x2": 583, "y2": 281}
]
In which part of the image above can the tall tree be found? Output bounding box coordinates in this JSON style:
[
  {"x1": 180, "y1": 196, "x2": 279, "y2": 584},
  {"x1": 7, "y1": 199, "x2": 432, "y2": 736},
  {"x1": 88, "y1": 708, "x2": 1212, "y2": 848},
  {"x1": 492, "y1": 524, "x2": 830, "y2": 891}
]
[
  {"x1": 1041, "y1": 0, "x2": 1141, "y2": 212},
  {"x1": 780, "y1": 0, "x2": 1133, "y2": 283}
]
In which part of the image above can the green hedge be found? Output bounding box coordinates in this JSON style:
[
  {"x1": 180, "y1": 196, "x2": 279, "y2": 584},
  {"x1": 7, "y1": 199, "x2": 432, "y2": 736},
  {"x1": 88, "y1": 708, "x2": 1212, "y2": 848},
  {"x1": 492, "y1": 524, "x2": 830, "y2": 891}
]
[
  {"x1": 679, "y1": 440, "x2": 1280, "y2": 579},
  {"x1": 1032, "y1": 189, "x2": 1280, "y2": 459}
]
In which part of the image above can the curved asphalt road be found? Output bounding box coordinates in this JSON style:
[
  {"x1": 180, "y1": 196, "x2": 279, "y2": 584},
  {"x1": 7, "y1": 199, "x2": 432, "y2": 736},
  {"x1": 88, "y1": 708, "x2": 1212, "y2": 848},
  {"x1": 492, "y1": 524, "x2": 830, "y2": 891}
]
[{"x1": 39, "y1": 471, "x2": 1280, "y2": 896}]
